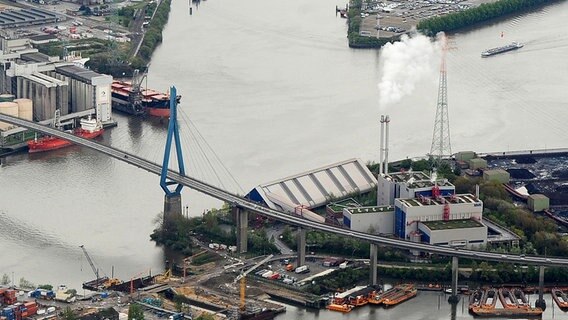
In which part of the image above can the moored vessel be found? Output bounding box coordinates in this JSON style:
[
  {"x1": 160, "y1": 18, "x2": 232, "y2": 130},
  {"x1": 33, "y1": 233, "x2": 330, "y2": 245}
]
[
  {"x1": 498, "y1": 288, "x2": 517, "y2": 309},
  {"x1": 552, "y1": 288, "x2": 568, "y2": 309},
  {"x1": 326, "y1": 303, "x2": 354, "y2": 313},
  {"x1": 513, "y1": 288, "x2": 530, "y2": 308},
  {"x1": 111, "y1": 80, "x2": 181, "y2": 117},
  {"x1": 382, "y1": 284, "x2": 417, "y2": 306},
  {"x1": 27, "y1": 115, "x2": 104, "y2": 153},
  {"x1": 469, "y1": 289, "x2": 483, "y2": 311}
]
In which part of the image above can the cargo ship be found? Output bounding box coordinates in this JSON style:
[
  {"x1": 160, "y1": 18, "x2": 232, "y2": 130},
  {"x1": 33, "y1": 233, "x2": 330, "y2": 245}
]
[
  {"x1": 470, "y1": 306, "x2": 543, "y2": 317},
  {"x1": 111, "y1": 80, "x2": 181, "y2": 117},
  {"x1": 552, "y1": 288, "x2": 568, "y2": 309},
  {"x1": 481, "y1": 41, "x2": 523, "y2": 57},
  {"x1": 27, "y1": 116, "x2": 103, "y2": 153}
]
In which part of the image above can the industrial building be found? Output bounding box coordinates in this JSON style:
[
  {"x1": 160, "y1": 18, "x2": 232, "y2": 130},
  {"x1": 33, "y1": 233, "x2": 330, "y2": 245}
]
[
  {"x1": 394, "y1": 193, "x2": 486, "y2": 246},
  {"x1": 343, "y1": 205, "x2": 394, "y2": 234},
  {"x1": 377, "y1": 171, "x2": 455, "y2": 206},
  {"x1": 246, "y1": 158, "x2": 378, "y2": 222},
  {"x1": 0, "y1": 8, "x2": 60, "y2": 29},
  {"x1": 0, "y1": 36, "x2": 113, "y2": 125}
]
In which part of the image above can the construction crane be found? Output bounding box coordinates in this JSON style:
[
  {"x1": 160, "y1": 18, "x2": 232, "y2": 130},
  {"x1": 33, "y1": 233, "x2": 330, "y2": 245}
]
[
  {"x1": 79, "y1": 245, "x2": 121, "y2": 290},
  {"x1": 234, "y1": 254, "x2": 274, "y2": 311},
  {"x1": 129, "y1": 69, "x2": 147, "y2": 114}
]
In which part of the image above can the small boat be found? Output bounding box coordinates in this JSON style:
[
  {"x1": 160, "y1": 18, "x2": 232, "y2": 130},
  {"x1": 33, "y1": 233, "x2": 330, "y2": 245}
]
[
  {"x1": 469, "y1": 289, "x2": 483, "y2": 311},
  {"x1": 28, "y1": 114, "x2": 103, "y2": 153},
  {"x1": 470, "y1": 306, "x2": 543, "y2": 317},
  {"x1": 481, "y1": 41, "x2": 523, "y2": 58},
  {"x1": 552, "y1": 288, "x2": 568, "y2": 309},
  {"x1": 513, "y1": 288, "x2": 530, "y2": 308},
  {"x1": 481, "y1": 288, "x2": 498, "y2": 309},
  {"x1": 326, "y1": 303, "x2": 353, "y2": 313},
  {"x1": 498, "y1": 288, "x2": 517, "y2": 309}
]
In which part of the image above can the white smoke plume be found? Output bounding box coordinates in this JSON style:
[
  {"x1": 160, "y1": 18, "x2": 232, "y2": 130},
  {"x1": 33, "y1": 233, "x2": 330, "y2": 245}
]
[{"x1": 378, "y1": 32, "x2": 445, "y2": 110}]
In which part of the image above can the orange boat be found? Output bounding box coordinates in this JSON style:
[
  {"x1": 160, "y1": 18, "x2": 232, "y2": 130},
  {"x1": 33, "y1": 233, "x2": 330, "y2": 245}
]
[
  {"x1": 480, "y1": 288, "x2": 498, "y2": 309},
  {"x1": 470, "y1": 306, "x2": 543, "y2": 317},
  {"x1": 498, "y1": 288, "x2": 517, "y2": 309},
  {"x1": 513, "y1": 288, "x2": 530, "y2": 309},
  {"x1": 348, "y1": 294, "x2": 368, "y2": 307},
  {"x1": 326, "y1": 304, "x2": 354, "y2": 313},
  {"x1": 383, "y1": 284, "x2": 417, "y2": 306},
  {"x1": 367, "y1": 290, "x2": 384, "y2": 305},
  {"x1": 552, "y1": 288, "x2": 568, "y2": 309},
  {"x1": 469, "y1": 289, "x2": 483, "y2": 311},
  {"x1": 28, "y1": 116, "x2": 103, "y2": 153}
]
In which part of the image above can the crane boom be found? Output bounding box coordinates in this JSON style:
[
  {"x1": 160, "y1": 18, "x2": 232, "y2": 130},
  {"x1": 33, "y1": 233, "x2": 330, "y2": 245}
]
[
  {"x1": 234, "y1": 254, "x2": 274, "y2": 283},
  {"x1": 79, "y1": 245, "x2": 99, "y2": 279}
]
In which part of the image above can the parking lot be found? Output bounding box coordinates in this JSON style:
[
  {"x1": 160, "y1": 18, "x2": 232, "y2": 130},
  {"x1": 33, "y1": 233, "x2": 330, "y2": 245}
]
[{"x1": 358, "y1": 0, "x2": 499, "y2": 38}]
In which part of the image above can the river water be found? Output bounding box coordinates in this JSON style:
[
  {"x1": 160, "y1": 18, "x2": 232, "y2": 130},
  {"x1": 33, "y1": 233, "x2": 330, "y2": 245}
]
[{"x1": 1, "y1": 0, "x2": 567, "y2": 318}]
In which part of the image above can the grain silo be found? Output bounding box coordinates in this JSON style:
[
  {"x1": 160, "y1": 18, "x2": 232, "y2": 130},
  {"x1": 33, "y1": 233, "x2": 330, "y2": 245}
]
[
  {"x1": 13, "y1": 98, "x2": 33, "y2": 121},
  {"x1": 0, "y1": 101, "x2": 19, "y2": 131}
]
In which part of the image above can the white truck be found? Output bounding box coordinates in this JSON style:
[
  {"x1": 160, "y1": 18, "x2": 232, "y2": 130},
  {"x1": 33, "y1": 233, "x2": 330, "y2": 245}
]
[{"x1": 294, "y1": 265, "x2": 310, "y2": 274}]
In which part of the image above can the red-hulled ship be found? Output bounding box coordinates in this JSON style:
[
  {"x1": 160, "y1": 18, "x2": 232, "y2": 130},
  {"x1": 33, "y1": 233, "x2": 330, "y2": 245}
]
[
  {"x1": 111, "y1": 80, "x2": 181, "y2": 117},
  {"x1": 27, "y1": 116, "x2": 104, "y2": 153}
]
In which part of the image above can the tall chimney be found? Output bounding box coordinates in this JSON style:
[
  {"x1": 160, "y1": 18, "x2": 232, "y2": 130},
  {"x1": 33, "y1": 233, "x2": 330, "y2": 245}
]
[
  {"x1": 384, "y1": 115, "x2": 390, "y2": 174},
  {"x1": 379, "y1": 115, "x2": 385, "y2": 175}
]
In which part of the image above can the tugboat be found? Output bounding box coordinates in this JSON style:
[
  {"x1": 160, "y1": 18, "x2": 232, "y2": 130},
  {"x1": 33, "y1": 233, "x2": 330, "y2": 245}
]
[{"x1": 28, "y1": 112, "x2": 104, "y2": 153}]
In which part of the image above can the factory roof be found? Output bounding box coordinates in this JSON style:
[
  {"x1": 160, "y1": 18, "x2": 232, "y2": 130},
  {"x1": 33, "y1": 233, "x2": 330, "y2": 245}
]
[
  {"x1": 55, "y1": 65, "x2": 107, "y2": 84},
  {"x1": 397, "y1": 193, "x2": 480, "y2": 208},
  {"x1": 21, "y1": 52, "x2": 51, "y2": 63},
  {"x1": 385, "y1": 171, "x2": 454, "y2": 189},
  {"x1": 0, "y1": 8, "x2": 58, "y2": 28},
  {"x1": 327, "y1": 198, "x2": 361, "y2": 212},
  {"x1": 421, "y1": 219, "x2": 484, "y2": 231},
  {"x1": 345, "y1": 206, "x2": 394, "y2": 214},
  {"x1": 29, "y1": 34, "x2": 58, "y2": 42},
  {"x1": 246, "y1": 158, "x2": 378, "y2": 210}
]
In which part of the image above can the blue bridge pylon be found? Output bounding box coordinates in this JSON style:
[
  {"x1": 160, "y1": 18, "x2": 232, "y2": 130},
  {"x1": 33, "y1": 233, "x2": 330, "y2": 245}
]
[{"x1": 160, "y1": 86, "x2": 185, "y2": 197}]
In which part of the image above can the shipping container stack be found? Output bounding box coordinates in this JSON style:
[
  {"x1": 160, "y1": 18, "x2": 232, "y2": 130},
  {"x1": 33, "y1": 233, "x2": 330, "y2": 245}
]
[
  {"x1": 1, "y1": 302, "x2": 38, "y2": 320},
  {"x1": 0, "y1": 289, "x2": 17, "y2": 305}
]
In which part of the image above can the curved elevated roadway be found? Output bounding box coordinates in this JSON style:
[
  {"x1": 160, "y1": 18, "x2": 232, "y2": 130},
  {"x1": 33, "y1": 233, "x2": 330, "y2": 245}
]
[{"x1": 2, "y1": 113, "x2": 568, "y2": 268}]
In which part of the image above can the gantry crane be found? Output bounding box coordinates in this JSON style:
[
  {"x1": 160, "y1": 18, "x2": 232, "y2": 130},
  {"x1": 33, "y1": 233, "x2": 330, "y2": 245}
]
[
  {"x1": 234, "y1": 255, "x2": 273, "y2": 311},
  {"x1": 79, "y1": 245, "x2": 121, "y2": 290}
]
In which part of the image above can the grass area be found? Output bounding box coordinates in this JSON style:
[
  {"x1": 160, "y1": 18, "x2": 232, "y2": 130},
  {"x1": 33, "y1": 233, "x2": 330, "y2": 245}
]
[{"x1": 422, "y1": 219, "x2": 483, "y2": 230}]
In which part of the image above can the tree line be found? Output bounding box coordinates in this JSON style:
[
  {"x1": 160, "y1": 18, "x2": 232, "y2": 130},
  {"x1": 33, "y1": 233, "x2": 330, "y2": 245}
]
[{"x1": 417, "y1": 0, "x2": 560, "y2": 35}]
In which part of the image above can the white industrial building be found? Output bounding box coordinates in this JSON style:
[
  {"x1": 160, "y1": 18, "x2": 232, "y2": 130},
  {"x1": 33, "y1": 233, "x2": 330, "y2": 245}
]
[
  {"x1": 394, "y1": 193, "x2": 486, "y2": 247},
  {"x1": 377, "y1": 171, "x2": 456, "y2": 206},
  {"x1": 342, "y1": 205, "x2": 394, "y2": 234}
]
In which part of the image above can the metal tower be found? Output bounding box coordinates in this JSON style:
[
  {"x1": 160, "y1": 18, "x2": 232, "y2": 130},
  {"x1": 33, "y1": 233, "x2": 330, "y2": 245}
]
[
  {"x1": 429, "y1": 35, "x2": 452, "y2": 166},
  {"x1": 161, "y1": 86, "x2": 185, "y2": 216}
]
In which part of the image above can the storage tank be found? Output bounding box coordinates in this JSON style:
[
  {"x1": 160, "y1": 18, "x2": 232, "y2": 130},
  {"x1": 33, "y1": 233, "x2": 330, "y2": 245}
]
[
  {"x1": 0, "y1": 102, "x2": 19, "y2": 131},
  {"x1": 0, "y1": 94, "x2": 15, "y2": 102},
  {"x1": 13, "y1": 98, "x2": 33, "y2": 121}
]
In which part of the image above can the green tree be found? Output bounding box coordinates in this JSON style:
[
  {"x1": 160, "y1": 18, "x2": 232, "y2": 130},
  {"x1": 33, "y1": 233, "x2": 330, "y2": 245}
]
[
  {"x1": 19, "y1": 277, "x2": 35, "y2": 290},
  {"x1": 128, "y1": 303, "x2": 144, "y2": 320},
  {"x1": 195, "y1": 314, "x2": 214, "y2": 320},
  {"x1": 38, "y1": 284, "x2": 53, "y2": 290},
  {"x1": 62, "y1": 307, "x2": 76, "y2": 320},
  {"x1": 1, "y1": 274, "x2": 10, "y2": 285}
]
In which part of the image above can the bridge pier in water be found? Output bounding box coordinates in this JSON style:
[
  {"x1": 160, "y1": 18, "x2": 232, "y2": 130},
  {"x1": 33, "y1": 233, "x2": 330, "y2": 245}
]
[
  {"x1": 369, "y1": 243, "x2": 378, "y2": 286},
  {"x1": 296, "y1": 227, "x2": 306, "y2": 267},
  {"x1": 234, "y1": 206, "x2": 248, "y2": 254},
  {"x1": 535, "y1": 265, "x2": 546, "y2": 310},
  {"x1": 448, "y1": 256, "x2": 459, "y2": 303}
]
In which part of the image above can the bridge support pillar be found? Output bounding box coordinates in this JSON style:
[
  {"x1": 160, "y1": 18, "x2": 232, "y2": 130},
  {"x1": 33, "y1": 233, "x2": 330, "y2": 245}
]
[
  {"x1": 234, "y1": 206, "x2": 248, "y2": 254},
  {"x1": 535, "y1": 265, "x2": 546, "y2": 310},
  {"x1": 448, "y1": 256, "x2": 459, "y2": 303},
  {"x1": 369, "y1": 243, "x2": 378, "y2": 286},
  {"x1": 163, "y1": 194, "x2": 182, "y2": 223},
  {"x1": 296, "y1": 227, "x2": 306, "y2": 267}
]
